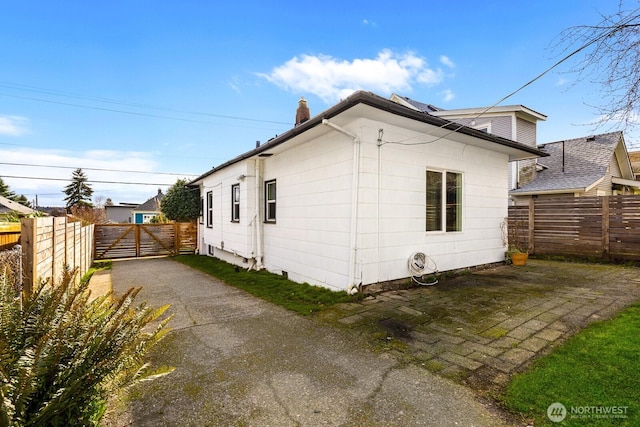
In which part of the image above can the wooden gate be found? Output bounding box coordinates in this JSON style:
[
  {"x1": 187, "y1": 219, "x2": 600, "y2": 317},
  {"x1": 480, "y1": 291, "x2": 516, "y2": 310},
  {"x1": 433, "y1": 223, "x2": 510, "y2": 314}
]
[{"x1": 94, "y1": 222, "x2": 197, "y2": 260}]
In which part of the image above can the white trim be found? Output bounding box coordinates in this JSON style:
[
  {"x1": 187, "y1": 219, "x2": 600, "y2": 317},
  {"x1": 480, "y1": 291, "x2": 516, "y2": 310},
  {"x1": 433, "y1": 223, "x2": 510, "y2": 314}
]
[
  {"x1": 612, "y1": 176, "x2": 640, "y2": 188},
  {"x1": 431, "y1": 105, "x2": 547, "y2": 122}
]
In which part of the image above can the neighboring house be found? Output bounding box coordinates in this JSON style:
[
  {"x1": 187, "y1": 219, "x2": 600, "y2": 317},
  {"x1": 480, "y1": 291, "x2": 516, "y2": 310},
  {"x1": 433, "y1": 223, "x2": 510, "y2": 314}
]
[
  {"x1": 105, "y1": 202, "x2": 139, "y2": 223},
  {"x1": 189, "y1": 91, "x2": 546, "y2": 293},
  {"x1": 630, "y1": 150, "x2": 640, "y2": 180},
  {"x1": 0, "y1": 195, "x2": 37, "y2": 218},
  {"x1": 390, "y1": 94, "x2": 548, "y2": 190},
  {"x1": 510, "y1": 131, "x2": 639, "y2": 204},
  {"x1": 131, "y1": 189, "x2": 164, "y2": 224}
]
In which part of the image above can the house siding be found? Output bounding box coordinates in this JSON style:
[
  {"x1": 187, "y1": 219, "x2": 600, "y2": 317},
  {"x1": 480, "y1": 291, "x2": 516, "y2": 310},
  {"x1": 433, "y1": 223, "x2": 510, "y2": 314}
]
[
  {"x1": 196, "y1": 109, "x2": 520, "y2": 292},
  {"x1": 261, "y1": 132, "x2": 354, "y2": 289},
  {"x1": 516, "y1": 118, "x2": 536, "y2": 147},
  {"x1": 490, "y1": 116, "x2": 512, "y2": 140},
  {"x1": 354, "y1": 119, "x2": 508, "y2": 286},
  {"x1": 198, "y1": 162, "x2": 255, "y2": 262}
]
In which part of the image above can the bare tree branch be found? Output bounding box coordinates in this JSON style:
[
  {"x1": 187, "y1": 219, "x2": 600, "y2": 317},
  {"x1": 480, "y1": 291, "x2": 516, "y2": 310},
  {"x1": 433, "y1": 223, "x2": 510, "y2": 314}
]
[{"x1": 552, "y1": 3, "x2": 640, "y2": 131}]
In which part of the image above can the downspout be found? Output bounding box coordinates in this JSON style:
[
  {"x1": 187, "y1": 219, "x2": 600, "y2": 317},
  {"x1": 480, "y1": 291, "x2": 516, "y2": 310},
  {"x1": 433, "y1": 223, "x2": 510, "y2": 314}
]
[
  {"x1": 322, "y1": 119, "x2": 360, "y2": 295},
  {"x1": 254, "y1": 159, "x2": 264, "y2": 270}
]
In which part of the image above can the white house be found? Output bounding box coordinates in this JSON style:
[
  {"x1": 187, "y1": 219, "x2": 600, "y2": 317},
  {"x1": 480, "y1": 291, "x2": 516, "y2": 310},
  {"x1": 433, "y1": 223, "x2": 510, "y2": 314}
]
[{"x1": 189, "y1": 91, "x2": 546, "y2": 293}]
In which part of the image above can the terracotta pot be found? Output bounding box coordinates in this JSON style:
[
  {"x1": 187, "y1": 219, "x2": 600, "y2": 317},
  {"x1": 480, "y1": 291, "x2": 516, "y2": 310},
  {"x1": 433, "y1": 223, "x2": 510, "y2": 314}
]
[{"x1": 511, "y1": 252, "x2": 528, "y2": 266}]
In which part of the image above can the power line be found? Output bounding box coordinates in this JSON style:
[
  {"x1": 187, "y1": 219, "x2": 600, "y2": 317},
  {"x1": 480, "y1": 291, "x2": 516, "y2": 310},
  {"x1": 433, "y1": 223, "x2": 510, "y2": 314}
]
[
  {"x1": 0, "y1": 92, "x2": 291, "y2": 131},
  {"x1": 0, "y1": 81, "x2": 292, "y2": 126},
  {"x1": 381, "y1": 7, "x2": 640, "y2": 146},
  {"x1": 2, "y1": 175, "x2": 174, "y2": 186},
  {"x1": 0, "y1": 162, "x2": 198, "y2": 176}
]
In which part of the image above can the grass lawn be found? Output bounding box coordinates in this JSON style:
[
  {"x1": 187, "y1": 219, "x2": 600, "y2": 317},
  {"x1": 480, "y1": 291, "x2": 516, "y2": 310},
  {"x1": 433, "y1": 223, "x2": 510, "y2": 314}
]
[
  {"x1": 80, "y1": 259, "x2": 112, "y2": 284},
  {"x1": 174, "y1": 254, "x2": 359, "y2": 315},
  {"x1": 503, "y1": 303, "x2": 640, "y2": 426}
]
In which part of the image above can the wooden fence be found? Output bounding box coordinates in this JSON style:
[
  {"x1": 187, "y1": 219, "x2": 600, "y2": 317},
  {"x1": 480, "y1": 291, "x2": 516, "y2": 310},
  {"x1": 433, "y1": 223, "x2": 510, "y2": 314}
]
[
  {"x1": 0, "y1": 223, "x2": 21, "y2": 250},
  {"x1": 94, "y1": 222, "x2": 197, "y2": 260},
  {"x1": 21, "y1": 217, "x2": 94, "y2": 293},
  {"x1": 508, "y1": 195, "x2": 640, "y2": 260}
]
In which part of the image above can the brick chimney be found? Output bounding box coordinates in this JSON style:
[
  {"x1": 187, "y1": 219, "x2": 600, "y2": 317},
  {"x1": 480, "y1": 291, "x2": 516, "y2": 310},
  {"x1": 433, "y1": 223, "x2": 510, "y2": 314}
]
[{"x1": 295, "y1": 97, "x2": 310, "y2": 126}]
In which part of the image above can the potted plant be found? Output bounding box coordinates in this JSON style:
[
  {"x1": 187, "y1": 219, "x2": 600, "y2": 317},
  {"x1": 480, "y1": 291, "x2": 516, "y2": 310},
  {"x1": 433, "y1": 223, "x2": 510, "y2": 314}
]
[{"x1": 501, "y1": 218, "x2": 529, "y2": 266}]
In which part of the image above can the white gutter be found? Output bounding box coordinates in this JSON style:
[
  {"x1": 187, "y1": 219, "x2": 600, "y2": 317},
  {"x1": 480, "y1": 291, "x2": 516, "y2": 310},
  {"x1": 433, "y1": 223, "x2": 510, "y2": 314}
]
[
  {"x1": 254, "y1": 159, "x2": 264, "y2": 270},
  {"x1": 322, "y1": 119, "x2": 361, "y2": 295}
]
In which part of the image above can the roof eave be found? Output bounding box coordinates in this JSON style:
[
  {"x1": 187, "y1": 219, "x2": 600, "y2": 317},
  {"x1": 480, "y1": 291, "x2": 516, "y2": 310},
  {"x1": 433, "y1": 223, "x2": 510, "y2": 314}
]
[
  {"x1": 432, "y1": 105, "x2": 547, "y2": 122},
  {"x1": 189, "y1": 91, "x2": 548, "y2": 185},
  {"x1": 510, "y1": 187, "x2": 586, "y2": 196}
]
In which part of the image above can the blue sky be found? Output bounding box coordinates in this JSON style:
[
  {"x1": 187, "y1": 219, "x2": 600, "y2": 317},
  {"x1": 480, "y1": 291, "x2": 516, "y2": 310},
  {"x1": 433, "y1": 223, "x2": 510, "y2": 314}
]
[{"x1": 0, "y1": 1, "x2": 634, "y2": 207}]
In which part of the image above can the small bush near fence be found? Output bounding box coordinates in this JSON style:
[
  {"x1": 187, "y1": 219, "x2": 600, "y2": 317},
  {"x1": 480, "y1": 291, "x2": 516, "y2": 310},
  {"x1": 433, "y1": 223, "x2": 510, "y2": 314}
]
[{"x1": 0, "y1": 265, "x2": 173, "y2": 426}]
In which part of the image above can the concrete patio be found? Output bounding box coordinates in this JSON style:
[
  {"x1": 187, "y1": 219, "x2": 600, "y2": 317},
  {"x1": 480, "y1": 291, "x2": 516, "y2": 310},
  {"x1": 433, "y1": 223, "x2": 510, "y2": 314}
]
[{"x1": 319, "y1": 259, "x2": 640, "y2": 391}]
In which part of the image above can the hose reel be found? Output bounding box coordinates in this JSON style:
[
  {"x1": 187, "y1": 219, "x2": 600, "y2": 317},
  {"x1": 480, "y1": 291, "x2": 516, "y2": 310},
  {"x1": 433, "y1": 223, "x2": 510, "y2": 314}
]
[{"x1": 408, "y1": 252, "x2": 439, "y2": 286}]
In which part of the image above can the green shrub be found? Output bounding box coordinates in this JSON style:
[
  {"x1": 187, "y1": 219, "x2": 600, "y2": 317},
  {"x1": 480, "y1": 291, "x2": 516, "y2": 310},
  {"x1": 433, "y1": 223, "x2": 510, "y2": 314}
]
[{"x1": 0, "y1": 266, "x2": 172, "y2": 426}]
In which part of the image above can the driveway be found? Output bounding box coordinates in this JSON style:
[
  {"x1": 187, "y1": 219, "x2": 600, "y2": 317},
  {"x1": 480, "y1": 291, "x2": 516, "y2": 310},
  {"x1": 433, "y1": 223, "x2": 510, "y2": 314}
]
[
  {"x1": 103, "y1": 258, "x2": 509, "y2": 427},
  {"x1": 321, "y1": 259, "x2": 640, "y2": 391}
]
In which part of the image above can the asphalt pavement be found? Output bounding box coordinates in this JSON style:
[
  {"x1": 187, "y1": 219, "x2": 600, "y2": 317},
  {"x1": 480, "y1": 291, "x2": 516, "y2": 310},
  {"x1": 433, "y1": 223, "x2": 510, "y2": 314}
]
[{"x1": 102, "y1": 257, "x2": 511, "y2": 427}]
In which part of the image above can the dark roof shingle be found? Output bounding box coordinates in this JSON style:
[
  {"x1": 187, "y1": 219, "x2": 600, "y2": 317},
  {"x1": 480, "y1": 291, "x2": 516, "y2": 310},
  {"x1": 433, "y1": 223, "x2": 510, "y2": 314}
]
[{"x1": 511, "y1": 131, "x2": 623, "y2": 194}]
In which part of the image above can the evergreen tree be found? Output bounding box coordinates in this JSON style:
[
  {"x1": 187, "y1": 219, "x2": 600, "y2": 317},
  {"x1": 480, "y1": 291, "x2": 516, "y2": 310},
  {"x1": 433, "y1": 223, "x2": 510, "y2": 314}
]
[
  {"x1": 0, "y1": 177, "x2": 32, "y2": 208},
  {"x1": 0, "y1": 177, "x2": 17, "y2": 199},
  {"x1": 63, "y1": 168, "x2": 94, "y2": 210},
  {"x1": 160, "y1": 179, "x2": 200, "y2": 222}
]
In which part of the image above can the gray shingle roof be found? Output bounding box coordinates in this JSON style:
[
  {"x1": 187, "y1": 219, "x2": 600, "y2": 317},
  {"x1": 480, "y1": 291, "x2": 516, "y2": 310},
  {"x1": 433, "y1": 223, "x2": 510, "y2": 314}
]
[
  {"x1": 0, "y1": 195, "x2": 36, "y2": 215},
  {"x1": 511, "y1": 131, "x2": 623, "y2": 194},
  {"x1": 135, "y1": 190, "x2": 164, "y2": 211}
]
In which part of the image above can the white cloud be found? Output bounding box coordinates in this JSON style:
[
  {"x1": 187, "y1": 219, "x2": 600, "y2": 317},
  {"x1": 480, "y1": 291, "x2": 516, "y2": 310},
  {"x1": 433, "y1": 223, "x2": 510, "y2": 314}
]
[
  {"x1": 440, "y1": 89, "x2": 455, "y2": 102},
  {"x1": 258, "y1": 50, "x2": 447, "y2": 103},
  {"x1": 556, "y1": 77, "x2": 568, "y2": 86},
  {"x1": 0, "y1": 148, "x2": 181, "y2": 206},
  {"x1": 0, "y1": 115, "x2": 29, "y2": 136},
  {"x1": 440, "y1": 55, "x2": 455, "y2": 68}
]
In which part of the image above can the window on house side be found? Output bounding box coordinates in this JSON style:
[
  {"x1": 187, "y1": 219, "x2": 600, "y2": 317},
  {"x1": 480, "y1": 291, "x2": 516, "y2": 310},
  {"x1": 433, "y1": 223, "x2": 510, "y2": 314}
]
[
  {"x1": 206, "y1": 191, "x2": 213, "y2": 228},
  {"x1": 426, "y1": 170, "x2": 462, "y2": 232},
  {"x1": 265, "y1": 180, "x2": 276, "y2": 222},
  {"x1": 231, "y1": 184, "x2": 240, "y2": 222},
  {"x1": 445, "y1": 171, "x2": 462, "y2": 232},
  {"x1": 199, "y1": 197, "x2": 204, "y2": 224}
]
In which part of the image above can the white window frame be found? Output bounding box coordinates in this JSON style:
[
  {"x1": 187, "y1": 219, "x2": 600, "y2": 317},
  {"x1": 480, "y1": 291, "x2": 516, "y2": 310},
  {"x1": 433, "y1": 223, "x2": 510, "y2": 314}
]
[
  {"x1": 199, "y1": 196, "x2": 204, "y2": 224},
  {"x1": 264, "y1": 180, "x2": 276, "y2": 223},
  {"x1": 474, "y1": 122, "x2": 492, "y2": 133},
  {"x1": 206, "y1": 191, "x2": 213, "y2": 228},
  {"x1": 426, "y1": 169, "x2": 463, "y2": 233},
  {"x1": 231, "y1": 184, "x2": 240, "y2": 222}
]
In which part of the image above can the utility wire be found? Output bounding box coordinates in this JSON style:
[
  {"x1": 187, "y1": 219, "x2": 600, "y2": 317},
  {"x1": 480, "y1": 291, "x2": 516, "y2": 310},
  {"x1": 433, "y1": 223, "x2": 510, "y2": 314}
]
[
  {"x1": 381, "y1": 7, "x2": 640, "y2": 146},
  {"x1": 0, "y1": 92, "x2": 291, "y2": 131},
  {"x1": 0, "y1": 162, "x2": 198, "y2": 176},
  {"x1": 0, "y1": 81, "x2": 292, "y2": 126},
  {"x1": 1, "y1": 175, "x2": 174, "y2": 186}
]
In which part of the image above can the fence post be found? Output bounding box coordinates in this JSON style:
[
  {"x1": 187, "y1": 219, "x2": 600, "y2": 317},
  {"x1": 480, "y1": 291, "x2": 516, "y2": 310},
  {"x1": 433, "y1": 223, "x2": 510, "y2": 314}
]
[
  {"x1": 602, "y1": 196, "x2": 610, "y2": 260},
  {"x1": 528, "y1": 198, "x2": 535, "y2": 254},
  {"x1": 20, "y1": 218, "x2": 37, "y2": 295},
  {"x1": 174, "y1": 223, "x2": 180, "y2": 255}
]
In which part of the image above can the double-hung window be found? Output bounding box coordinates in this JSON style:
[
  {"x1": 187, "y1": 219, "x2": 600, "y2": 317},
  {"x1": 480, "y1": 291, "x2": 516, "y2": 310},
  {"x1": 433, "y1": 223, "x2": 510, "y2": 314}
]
[
  {"x1": 265, "y1": 180, "x2": 276, "y2": 222},
  {"x1": 206, "y1": 191, "x2": 213, "y2": 228},
  {"x1": 426, "y1": 169, "x2": 462, "y2": 232},
  {"x1": 199, "y1": 197, "x2": 204, "y2": 224},
  {"x1": 231, "y1": 184, "x2": 240, "y2": 222}
]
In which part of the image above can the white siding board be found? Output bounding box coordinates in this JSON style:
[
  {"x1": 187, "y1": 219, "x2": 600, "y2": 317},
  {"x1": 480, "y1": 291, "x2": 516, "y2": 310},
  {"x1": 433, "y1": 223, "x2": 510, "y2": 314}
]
[
  {"x1": 198, "y1": 112, "x2": 515, "y2": 292},
  {"x1": 260, "y1": 132, "x2": 355, "y2": 290}
]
